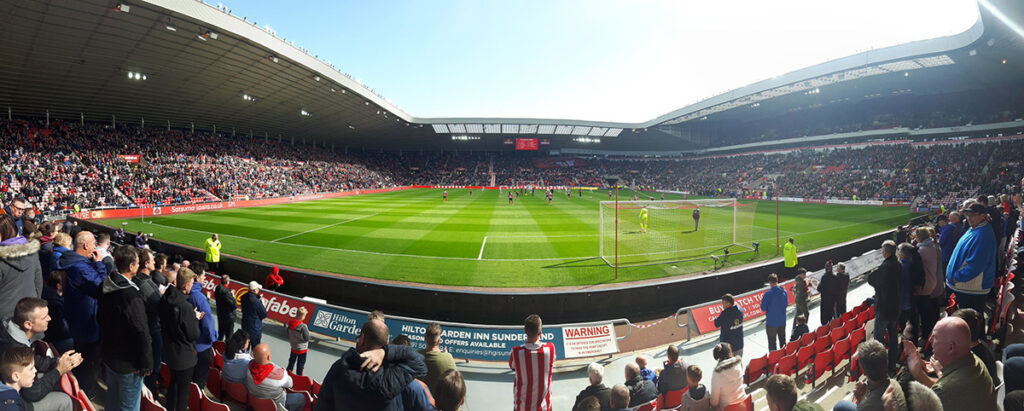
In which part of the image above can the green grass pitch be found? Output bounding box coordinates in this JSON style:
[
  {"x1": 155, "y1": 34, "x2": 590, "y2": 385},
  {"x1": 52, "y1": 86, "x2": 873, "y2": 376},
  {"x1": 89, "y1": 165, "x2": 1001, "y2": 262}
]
[{"x1": 101, "y1": 188, "x2": 919, "y2": 287}]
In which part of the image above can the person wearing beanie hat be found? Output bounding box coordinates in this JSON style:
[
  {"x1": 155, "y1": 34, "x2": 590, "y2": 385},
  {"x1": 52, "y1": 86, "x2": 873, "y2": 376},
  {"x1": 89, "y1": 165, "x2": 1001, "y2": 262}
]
[
  {"x1": 241, "y1": 280, "x2": 267, "y2": 346},
  {"x1": 264, "y1": 266, "x2": 284, "y2": 291}
]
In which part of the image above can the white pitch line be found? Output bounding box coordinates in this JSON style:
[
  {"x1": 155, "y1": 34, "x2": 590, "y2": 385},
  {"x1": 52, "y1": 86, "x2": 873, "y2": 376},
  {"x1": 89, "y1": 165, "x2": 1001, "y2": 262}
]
[
  {"x1": 477, "y1": 236, "x2": 487, "y2": 260},
  {"x1": 140, "y1": 211, "x2": 914, "y2": 262},
  {"x1": 270, "y1": 213, "x2": 378, "y2": 243}
]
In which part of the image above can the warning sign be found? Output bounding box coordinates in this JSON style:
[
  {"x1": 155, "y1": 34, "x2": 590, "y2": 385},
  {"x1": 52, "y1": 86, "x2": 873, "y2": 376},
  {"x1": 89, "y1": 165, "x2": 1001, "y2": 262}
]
[{"x1": 561, "y1": 324, "x2": 618, "y2": 358}]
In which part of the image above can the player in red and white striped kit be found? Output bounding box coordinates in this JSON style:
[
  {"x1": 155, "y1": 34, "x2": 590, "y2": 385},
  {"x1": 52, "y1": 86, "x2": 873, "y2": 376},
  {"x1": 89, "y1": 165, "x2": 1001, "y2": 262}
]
[{"x1": 509, "y1": 314, "x2": 556, "y2": 411}]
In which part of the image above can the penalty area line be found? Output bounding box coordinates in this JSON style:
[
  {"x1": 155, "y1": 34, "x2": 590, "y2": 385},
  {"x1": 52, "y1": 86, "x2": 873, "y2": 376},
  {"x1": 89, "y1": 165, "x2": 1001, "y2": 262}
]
[{"x1": 477, "y1": 237, "x2": 488, "y2": 260}]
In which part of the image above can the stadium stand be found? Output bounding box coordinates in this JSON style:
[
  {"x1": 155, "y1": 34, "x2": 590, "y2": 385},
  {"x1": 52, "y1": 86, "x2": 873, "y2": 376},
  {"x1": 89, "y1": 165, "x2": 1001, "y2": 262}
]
[{"x1": 4, "y1": 118, "x2": 1024, "y2": 218}]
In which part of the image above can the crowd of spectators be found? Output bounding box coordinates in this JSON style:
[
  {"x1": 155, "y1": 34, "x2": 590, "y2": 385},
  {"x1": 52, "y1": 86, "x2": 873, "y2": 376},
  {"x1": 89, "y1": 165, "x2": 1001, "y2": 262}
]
[{"x1": 5, "y1": 119, "x2": 1024, "y2": 221}]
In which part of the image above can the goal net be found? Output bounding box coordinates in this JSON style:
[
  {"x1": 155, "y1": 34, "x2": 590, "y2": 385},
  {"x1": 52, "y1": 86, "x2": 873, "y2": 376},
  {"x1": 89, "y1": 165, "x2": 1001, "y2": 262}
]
[{"x1": 599, "y1": 198, "x2": 757, "y2": 267}]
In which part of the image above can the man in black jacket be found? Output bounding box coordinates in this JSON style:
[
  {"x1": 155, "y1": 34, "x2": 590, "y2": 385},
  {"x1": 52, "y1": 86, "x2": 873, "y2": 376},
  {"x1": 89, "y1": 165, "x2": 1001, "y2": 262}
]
[
  {"x1": 314, "y1": 318, "x2": 427, "y2": 411},
  {"x1": 819, "y1": 261, "x2": 838, "y2": 325},
  {"x1": 97, "y1": 245, "x2": 152, "y2": 411},
  {"x1": 0, "y1": 297, "x2": 80, "y2": 410},
  {"x1": 574, "y1": 362, "x2": 611, "y2": 411},
  {"x1": 657, "y1": 344, "x2": 688, "y2": 396},
  {"x1": 624, "y1": 362, "x2": 657, "y2": 407},
  {"x1": 835, "y1": 263, "x2": 850, "y2": 315},
  {"x1": 868, "y1": 240, "x2": 902, "y2": 371},
  {"x1": 214, "y1": 275, "x2": 238, "y2": 342}
]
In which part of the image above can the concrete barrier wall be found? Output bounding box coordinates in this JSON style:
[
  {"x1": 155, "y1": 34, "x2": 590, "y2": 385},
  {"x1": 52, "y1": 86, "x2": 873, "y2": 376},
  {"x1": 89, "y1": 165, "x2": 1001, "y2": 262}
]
[{"x1": 74, "y1": 217, "x2": 893, "y2": 325}]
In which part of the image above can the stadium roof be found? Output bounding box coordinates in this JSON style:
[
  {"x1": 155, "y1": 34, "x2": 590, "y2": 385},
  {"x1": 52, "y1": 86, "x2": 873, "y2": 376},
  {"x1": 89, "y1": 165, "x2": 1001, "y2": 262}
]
[{"x1": 0, "y1": 0, "x2": 1022, "y2": 150}]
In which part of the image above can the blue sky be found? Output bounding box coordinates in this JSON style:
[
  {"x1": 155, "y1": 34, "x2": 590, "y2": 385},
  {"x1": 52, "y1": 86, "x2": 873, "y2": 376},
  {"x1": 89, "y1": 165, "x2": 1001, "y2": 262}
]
[{"x1": 220, "y1": 0, "x2": 979, "y2": 123}]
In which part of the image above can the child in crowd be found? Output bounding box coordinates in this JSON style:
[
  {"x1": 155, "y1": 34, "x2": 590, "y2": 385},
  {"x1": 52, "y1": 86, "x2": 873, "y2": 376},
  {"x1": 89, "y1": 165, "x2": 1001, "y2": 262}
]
[
  {"x1": 678, "y1": 364, "x2": 711, "y2": 411},
  {"x1": 287, "y1": 307, "x2": 311, "y2": 375},
  {"x1": 636, "y1": 356, "x2": 657, "y2": 384},
  {"x1": 790, "y1": 314, "x2": 809, "y2": 342},
  {"x1": 0, "y1": 346, "x2": 36, "y2": 410}
]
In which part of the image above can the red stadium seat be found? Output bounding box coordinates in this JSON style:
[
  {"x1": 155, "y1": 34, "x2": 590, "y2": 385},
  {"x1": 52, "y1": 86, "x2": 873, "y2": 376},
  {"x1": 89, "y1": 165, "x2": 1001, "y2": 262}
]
[
  {"x1": 212, "y1": 340, "x2": 226, "y2": 354},
  {"x1": 745, "y1": 354, "x2": 768, "y2": 384},
  {"x1": 767, "y1": 349, "x2": 785, "y2": 372},
  {"x1": 809, "y1": 347, "x2": 834, "y2": 387},
  {"x1": 286, "y1": 389, "x2": 314, "y2": 411},
  {"x1": 247, "y1": 393, "x2": 278, "y2": 411},
  {"x1": 856, "y1": 310, "x2": 870, "y2": 328},
  {"x1": 815, "y1": 325, "x2": 830, "y2": 339},
  {"x1": 848, "y1": 352, "x2": 861, "y2": 382},
  {"x1": 800, "y1": 332, "x2": 815, "y2": 347},
  {"x1": 207, "y1": 368, "x2": 222, "y2": 400},
  {"x1": 189, "y1": 383, "x2": 203, "y2": 411},
  {"x1": 828, "y1": 317, "x2": 842, "y2": 330},
  {"x1": 222, "y1": 379, "x2": 248, "y2": 407},
  {"x1": 796, "y1": 345, "x2": 814, "y2": 373},
  {"x1": 850, "y1": 327, "x2": 866, "y2": 352},
  {"x1": 632, "y1": 396, "x2": 659, "y2": 411},
  {"x1": 659, "y1": 386, "x2": 688, "y2": 410},
  {"x1": 813, "y1": 336, "x2": 831, "y2": 355},
  {"x1": 213, "y1": 351, "x2": 223, "y2": 370},
  {"x1": 141, "y1": 387, "x2": 168, "y2": 411},
  {"x1": 201, "y1": 395, "x2": 231, "y2": 411},
  {"x1": 833, "y1": 337, "x2": 851, "y2": 370},
  {"x1": 841, "y1": 311, "x2": 855, "y2": 323},
  {"x1": 159, "y1": 363, "x2": 170, "y2": 390},
  {"x1": 784, "y1": 340, "x2": 800, "y2": 356},
  {"x1": 311, "y1": 380, "x2": 321, "y2": 396},
  {"x1": 288, "y1": 371, "x2": 313, "y2": 394},
  {"x1": 844, "y1": 318, "x2": 857, "y2": 335},
  {"x1": 774, "y1": 353, "x2": 798, "y2": 376},
  {"x1": 867, "y1": 305, "x2": 875, "y2": 318},
  {"x1": 60, "y1": 373, "x2": 94, "y2": 411},
  {"x1": 829, "y1": 327, "x2": 844, "y2": 346}
]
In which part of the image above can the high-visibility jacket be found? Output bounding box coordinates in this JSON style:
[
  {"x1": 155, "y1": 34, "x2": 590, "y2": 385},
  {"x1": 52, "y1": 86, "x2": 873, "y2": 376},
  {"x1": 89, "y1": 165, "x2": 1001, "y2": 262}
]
[
  {"x1": 205, "y1": 238, "x2": 221, "y2": 263},
  {"x1": 783, "y1": 242, "x2": 797, "y2": 268}
]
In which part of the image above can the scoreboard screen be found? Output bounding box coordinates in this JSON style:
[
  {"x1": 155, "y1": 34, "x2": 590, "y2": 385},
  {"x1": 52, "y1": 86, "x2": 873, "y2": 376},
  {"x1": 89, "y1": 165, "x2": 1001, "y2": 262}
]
[{"x1": 515, "y1": 138, "x2": 538, "y2": 151}]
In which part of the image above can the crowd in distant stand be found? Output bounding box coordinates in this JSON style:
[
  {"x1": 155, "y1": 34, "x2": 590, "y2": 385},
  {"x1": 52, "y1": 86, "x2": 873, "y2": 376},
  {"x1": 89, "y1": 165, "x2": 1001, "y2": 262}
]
[{"x1": 5, "y1": 119, "x2": 1024, "y2": 219}]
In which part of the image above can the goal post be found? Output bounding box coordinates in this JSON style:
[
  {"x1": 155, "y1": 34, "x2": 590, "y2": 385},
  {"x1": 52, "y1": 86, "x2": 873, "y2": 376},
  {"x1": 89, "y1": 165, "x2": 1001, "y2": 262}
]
[{"x1": 599, "y1": 198, "x2": 758, "y2": 268}]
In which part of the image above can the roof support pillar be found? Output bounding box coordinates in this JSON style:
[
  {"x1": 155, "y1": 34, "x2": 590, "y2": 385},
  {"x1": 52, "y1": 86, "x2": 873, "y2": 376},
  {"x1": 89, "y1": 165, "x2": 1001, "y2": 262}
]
[
  {"x1": 190, "y1": 122, "x2": 194, "y2": 133},
  {"x1": 112, "y1": 115, "x2": 115, "y2": 128},
  {"x1": 45, "y1": 110, "x2": 49, "y2": 126},
  {"x1": 80, "y1": 113, "x2": 84, "y2": 126},
  {"x1": 167, "y1": 120, "x2": 170, "y2": 131},
  {"x1": 141, "y1": 117, "x2": 144, "y2": 129}
]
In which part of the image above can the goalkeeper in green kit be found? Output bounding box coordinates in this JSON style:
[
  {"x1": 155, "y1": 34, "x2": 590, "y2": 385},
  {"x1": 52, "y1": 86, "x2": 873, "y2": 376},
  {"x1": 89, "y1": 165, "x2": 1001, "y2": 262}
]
[{"x1": 639, "y1": 206, "x2": 649, "y2": 233}]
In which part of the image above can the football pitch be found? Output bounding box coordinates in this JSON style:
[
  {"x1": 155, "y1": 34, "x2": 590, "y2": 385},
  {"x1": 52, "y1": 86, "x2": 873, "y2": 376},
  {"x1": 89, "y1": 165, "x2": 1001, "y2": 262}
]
[{"x1": 101, "y1": 188, "x2": 918, "y2": 287}]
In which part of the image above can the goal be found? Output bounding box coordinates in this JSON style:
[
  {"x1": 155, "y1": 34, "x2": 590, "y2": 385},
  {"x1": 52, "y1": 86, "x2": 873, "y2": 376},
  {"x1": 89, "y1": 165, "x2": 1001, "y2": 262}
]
[{"x1": 599, "y1": 198, "x2": 757, "y2": 268}]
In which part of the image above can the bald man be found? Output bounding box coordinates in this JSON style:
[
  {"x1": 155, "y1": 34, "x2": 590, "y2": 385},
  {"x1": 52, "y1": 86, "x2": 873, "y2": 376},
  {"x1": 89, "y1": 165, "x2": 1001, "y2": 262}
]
[
  {"x1": 315, "y1": 319, "x2": 426, "y2": 411},
  {"x1": 905, "y1": 316, "x2": 997, "y2": 410},
  {"x1": 244, "y1": 344, "x2": 304, "y2": 411},
  {"x1": 624, "y1": 362, "x2": 657, "y2": 407},
  {"x1": 59, "y1": 231, "x2": 108, "y2": 397}
]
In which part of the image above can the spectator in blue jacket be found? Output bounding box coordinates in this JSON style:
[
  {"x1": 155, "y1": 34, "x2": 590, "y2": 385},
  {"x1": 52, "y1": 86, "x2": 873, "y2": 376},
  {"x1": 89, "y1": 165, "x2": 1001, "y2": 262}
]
[
  {"x1": 760, "y1": 274, "x2": 788, "y2": 351},
  {"x1": 714, "y1": 294, "x2": 744, "y2": 358},
  {"x1": 937, "y1": 213, "x2": 961, "y2": 272},
  {"x1": 60, "y1": 231, "x2": 107, "y2": 398},
  {"x1": 50, "y1": 233, "x2": 72, "y2": 273},
  {"x1": 241, "y1": 281, "x2": 268, "y2": 346},
  {"x1": 946, "y1": 202, "x2": 997, "y2": 325},
  {"x1": 186, "y1": 262, "x2": 217, "y2": 389}
]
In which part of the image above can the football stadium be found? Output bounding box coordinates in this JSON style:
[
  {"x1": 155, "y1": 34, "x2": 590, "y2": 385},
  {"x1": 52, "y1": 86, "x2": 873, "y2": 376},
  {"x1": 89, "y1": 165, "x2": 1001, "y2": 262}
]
[{"x1": 1, "y1": 0, "x2": 1023, "y2": 410}]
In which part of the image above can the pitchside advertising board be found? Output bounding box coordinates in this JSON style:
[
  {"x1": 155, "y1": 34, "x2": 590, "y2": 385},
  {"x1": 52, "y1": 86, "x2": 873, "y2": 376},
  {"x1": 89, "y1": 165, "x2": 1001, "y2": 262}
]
[
  {"x1": 200, "y1": 275, "x2": 618, "y2": 362},
  {"x1": 688, "y1": 250, "x2": 882, "y2": 334}
]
